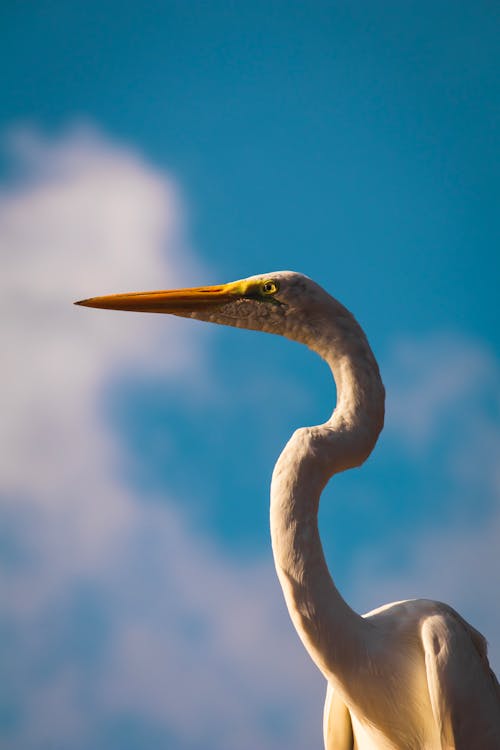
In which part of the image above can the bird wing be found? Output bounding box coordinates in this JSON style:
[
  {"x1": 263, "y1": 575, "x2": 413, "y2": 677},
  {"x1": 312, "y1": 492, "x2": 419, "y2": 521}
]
[
  {"x1": 421, "y1": 611, "x2": 500, "y2": 749},
  {"x1": 323, "y1": 682, "x2": 354, "y2": 750}
]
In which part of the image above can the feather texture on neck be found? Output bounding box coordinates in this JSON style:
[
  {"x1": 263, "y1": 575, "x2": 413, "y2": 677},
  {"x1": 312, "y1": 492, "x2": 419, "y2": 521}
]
[{"x1": 270, "y1": 296, "x2": 385, "y2": 689}]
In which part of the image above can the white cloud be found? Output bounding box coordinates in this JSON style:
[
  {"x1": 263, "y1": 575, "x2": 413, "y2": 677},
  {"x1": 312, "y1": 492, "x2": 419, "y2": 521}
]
[
  {"x1": 1, "y1": 124, "x2": 204, "y2": 500},
  {"x1": 385, "y1": 333, "x2": 498, "y2": 451},
  {"x1": 0, "y1": 127, "x2": 322, "y2": 750}
]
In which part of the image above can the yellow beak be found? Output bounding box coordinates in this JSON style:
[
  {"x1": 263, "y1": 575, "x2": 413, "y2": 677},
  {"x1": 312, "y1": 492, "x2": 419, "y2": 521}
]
[{"x1": 75, "y1": 281, "x2": 244, "y2": 315}]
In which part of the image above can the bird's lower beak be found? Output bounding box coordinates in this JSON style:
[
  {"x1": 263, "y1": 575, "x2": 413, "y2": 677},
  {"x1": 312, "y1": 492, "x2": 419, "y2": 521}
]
[{"x1": 75, "y1": 282, "x2": 243, "y2": 315}]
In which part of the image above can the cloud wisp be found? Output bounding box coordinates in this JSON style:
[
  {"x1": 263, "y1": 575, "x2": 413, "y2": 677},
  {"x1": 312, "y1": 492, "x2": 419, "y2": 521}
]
[{"x1": 351, "y1": 333, "x2": 500, "y2": 670}]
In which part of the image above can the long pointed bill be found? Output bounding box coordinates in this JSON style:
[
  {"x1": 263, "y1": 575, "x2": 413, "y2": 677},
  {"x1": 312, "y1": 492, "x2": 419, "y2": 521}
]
[{"x1": 75, "y1": 282, "x2": 245, "y2": 315}]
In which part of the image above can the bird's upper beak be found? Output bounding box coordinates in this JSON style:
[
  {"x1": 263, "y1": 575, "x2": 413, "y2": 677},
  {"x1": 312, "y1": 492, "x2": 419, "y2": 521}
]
[{"x1": 74, "y1": 281, "x2": 246, "y2": 315}]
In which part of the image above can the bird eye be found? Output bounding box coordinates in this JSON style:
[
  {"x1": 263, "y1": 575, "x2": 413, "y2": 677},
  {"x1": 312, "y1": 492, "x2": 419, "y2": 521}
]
[{"x1": 261, "y1": 280, "x2": 279, "y2": 295}]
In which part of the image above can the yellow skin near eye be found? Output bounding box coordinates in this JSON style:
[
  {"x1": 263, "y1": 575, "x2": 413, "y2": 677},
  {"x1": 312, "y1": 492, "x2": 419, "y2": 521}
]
[{"x1": 225, "y1": 278, "x2": 279, "y2": 300}]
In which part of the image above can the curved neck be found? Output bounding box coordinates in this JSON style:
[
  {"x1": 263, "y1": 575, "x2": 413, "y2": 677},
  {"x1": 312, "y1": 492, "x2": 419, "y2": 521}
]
[{"x1": 270, "y1": 300, "x2": 385, "y2": 686}]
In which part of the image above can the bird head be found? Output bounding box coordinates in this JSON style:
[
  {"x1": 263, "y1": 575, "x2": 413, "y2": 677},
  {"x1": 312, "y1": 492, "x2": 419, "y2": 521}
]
[{"x1": 75, "y1": 271, "x2": 339, "y2": 345}]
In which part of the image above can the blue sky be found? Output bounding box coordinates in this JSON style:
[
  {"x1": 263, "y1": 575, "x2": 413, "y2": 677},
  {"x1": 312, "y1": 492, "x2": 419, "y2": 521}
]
[{"x1": 1, "y1": 2, "x2": 499, "y2": 749}]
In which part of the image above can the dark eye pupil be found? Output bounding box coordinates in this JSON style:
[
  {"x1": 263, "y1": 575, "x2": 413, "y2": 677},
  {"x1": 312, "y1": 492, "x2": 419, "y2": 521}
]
[{"x1": 264, "y1": 283, "x2": 273, "y2": 293}]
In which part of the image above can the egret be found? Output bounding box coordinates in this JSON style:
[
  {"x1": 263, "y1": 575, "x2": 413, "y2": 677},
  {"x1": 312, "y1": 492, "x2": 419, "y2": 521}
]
[{"x1": 77, "y1": 271, "x2": 500, "y2": 749}]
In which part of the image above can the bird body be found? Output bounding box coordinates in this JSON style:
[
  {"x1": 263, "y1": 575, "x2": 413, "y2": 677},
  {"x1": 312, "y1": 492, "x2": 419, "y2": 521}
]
[
  {"x1": 325, "y1": 597, "x2": 500, "y2": 749},
  {"x1": 77, "y1": 271, "x2": 500, "y2": 749}
]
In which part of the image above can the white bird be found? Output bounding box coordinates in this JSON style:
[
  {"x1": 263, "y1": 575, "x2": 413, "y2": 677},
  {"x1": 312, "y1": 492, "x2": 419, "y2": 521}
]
[{"x1": 77, "y1": 271, "x2": 500, "y2": 749}]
